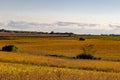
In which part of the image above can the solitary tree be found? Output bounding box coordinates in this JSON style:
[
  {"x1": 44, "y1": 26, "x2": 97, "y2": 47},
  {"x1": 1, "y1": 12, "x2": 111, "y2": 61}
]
[
  {"x1": 81, "y1": 44, "x2": 96, "y2": 54},
  {"x1": 76, "y1": 44, "x2": 101, "y2": 60},
  {"x1": 50, "y1": 31, "x2": 54, "y2": 34}
]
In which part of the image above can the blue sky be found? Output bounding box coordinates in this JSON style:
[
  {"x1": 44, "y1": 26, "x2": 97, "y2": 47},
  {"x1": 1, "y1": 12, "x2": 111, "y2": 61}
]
[{"x1": 0, "y1": 0, "x2": 120, "y2": 34}]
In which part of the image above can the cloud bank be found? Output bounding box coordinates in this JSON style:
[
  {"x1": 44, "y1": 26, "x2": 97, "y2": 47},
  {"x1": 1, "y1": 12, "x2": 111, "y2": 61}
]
[{"x1": 0, "y1": 21, "x2": 120, "y2": 34}]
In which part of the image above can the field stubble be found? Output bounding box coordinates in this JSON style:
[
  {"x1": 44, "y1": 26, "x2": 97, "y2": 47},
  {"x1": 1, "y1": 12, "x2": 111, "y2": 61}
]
[{"x1": 0, "y1": 36, "x2": 120, "y2": 80}]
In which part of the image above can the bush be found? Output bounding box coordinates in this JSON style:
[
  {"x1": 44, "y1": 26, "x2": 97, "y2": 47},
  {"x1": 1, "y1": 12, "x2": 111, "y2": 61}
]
[
  {"x1": 76, "y1": 53, "x2": 101, "y2": 60},
  {"x1": 0, "y1": 36, "x2": 10, "y2": 40},
  {"x1": 2, "y1": 45, "x2": 18, "y2": 52},
  {"x1": 76, "y1": 44, "x2": 101, "y2": 60},
  {"x1": 79, "y1": 37, "x2": 85, "y2": 41},
  {"x1": 76, "y1": 53, "x2": 94, "y2": 59}
]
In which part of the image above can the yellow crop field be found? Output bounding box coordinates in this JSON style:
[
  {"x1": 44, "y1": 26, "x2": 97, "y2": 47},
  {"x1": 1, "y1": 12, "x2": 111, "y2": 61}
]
[
  {"x1": 0, "y1": 36, "x2": 119, "y2": 80},
  {"x1": 1, "y1": 0, "x2": 120, "y2": 79},
  {"x1": 0, "y1": 37, "x2": 120, "y2": 61},
  {"x1": 0, "y1": 62, "x2": 119, "y2": 80},
  {"x1": 0, "y1": 52, "x2": 120, "y2": 73}
]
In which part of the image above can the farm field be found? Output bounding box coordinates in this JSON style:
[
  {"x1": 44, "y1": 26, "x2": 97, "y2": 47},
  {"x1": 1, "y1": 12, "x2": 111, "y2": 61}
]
[
  {"x1": 0, "y1": 62, "x2": 120, "y2": 80},
  {"x1": 1, "y1": 0, "x2": 120, "y2": 80},
  {"x1": 0, "y1": 36, "x2": 120, "y2": 61},
  {"x1": 0, "y1": 36, "x2": 120, "y2": 80}
]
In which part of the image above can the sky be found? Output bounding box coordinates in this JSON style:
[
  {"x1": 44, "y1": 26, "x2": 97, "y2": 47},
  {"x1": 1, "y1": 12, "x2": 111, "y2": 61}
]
[{"x1": 0, "y1": 0, "x2": 120, "y2": 34}]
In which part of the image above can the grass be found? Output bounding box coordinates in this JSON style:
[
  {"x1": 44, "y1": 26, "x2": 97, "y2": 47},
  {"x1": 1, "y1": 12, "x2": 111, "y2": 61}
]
[
  {"x1": 0, "y1": 36, "x2": 120, "y2": 61},
  {"x1": 0, "y1": 52, "x2": 119, "y2": 73},
  {"x1": 0, "y1": 62, "x2": 119, "y2": 80},
  {"x1": 0, "y1": 36, "x2": 119, "y2": 80}
]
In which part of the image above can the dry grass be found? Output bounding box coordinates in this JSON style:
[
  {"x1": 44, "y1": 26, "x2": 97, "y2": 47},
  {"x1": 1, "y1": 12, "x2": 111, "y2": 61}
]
[
  {"x1": 0, "y1": 62, "x2": 119, "y2": 80},
  {"x1": 0, "y1": 38, "x2": 120, "y2": 61},
  {"x1": 0, "y1": 36, "x2": 120, "y2": 79},
  {"x1": 0, "y1": 52, "x2": 119, "y2": 73}
]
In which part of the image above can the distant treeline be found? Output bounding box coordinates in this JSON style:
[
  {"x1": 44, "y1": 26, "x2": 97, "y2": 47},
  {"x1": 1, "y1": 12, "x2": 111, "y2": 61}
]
[
  {"x1": 0, "y1": 29, "x2": 119, "y2": 36},
  {"x1": 101, "y1": 34, "x2": 120, "y2": 36},
  {"x1": 0, "y1": 29, "x2": 73, "y2": 34},
  {"x1": 0, "y1": 29, "x2": 74, "y2": 37}
]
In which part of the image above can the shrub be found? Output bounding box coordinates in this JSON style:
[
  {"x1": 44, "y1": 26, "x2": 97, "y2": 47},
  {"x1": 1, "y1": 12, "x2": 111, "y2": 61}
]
[
  {"x1": 2, "y1": 45, "x2": 18, "y2": 52},
  {"x1": 0, "y1": 36, "x2": 10, "y2": 40},
  {"x1": 79, "y1": 37, "x2": 85, "y2": 41},
  {"x1": 76, "y1": 44, "x2": 101, "y2": 60},
  {"x1": 76, "y1": 53, "x2": 101, "y2": 60},
  {"x1": 76, "y1": 53, "x2": 94, "y2": 59}
]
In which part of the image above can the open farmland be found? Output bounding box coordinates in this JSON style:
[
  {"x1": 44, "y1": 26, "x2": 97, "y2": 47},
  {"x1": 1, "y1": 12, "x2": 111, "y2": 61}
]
[
  {"x1": 1, "y1": 0, "x2": 120, "y2": 80},
  {"x1": 0, "y1": 62, "x2": 119, "y2": 80},
  {"x1": 0, "y1": 36, "x2": 120, "y2": 61},
  {"x1": 0, "y1": 36, "x2": 120, "y2": 80}
]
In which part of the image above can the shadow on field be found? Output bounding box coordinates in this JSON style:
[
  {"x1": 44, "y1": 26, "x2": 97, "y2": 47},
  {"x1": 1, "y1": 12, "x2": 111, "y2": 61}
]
[{"x1": 46, "y1": 54, "x2": 73, "y2": 59}]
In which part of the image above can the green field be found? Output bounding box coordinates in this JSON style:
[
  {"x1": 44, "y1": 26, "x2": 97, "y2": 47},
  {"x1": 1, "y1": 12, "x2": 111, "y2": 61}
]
[{"x1": 0, "y1": 36, "x2": 120, "y2": 80}]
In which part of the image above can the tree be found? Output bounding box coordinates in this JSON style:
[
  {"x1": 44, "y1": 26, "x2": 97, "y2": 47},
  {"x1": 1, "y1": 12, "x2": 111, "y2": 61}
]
[
  {"x1": 50, "y1": 31, "x2": 54, "y2": 34},
  {"x1": 81, "y1": 44, "x2": 96, "y2": 54},
  {"x1": 76, "y1": 44, "x2": 101, "y2": 60}
]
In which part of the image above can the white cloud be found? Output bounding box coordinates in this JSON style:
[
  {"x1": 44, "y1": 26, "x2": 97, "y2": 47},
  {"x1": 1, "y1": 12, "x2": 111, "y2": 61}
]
[
  {"x1": 0, "y1": 21, "x2": 119, "y2": 34},
  {"x1": 84, "y1": 24, "x2": 115, "y2": 31}
]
